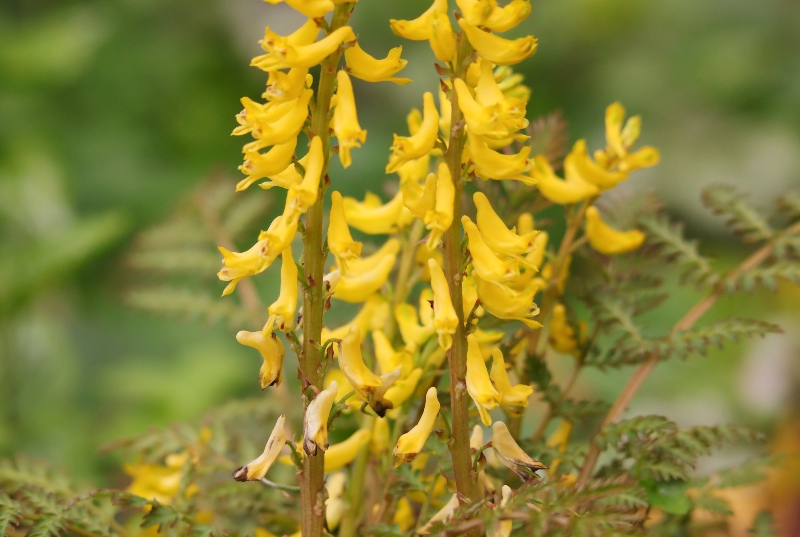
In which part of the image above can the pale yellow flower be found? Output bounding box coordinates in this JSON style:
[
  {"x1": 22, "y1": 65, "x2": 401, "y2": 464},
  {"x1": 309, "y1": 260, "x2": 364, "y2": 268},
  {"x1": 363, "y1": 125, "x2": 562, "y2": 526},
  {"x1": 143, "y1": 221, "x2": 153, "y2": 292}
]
[
  {"x1": 303, "y1": 381, "x2": 339, "y2": 455},
  {"x1": 393, "y1": 497, "x2": 415, "y2": 532},
  {"x1": 233, "y1": 415, "x2": 287, "y2": 481},
  {"x1": 470, "y1": 425, "x2": 497, "y2": 495},
  {"x1": 491, "y1": 421, "x2": 546, "y2": 481},
  {"x1": 428, "y1": 258, "x2": 459, "y2": 351},
  {"x1": 489, "y1": 348, "x2": 533, "y2": 415},
  {"x1": 325, "y1": 471, "x2": 347, "y2": 531},
  {"x1": 264, "y1": 247, "x2": 298, "y2": 333},
  {"x1": 324, "y1": 429, "x2": 372, "y2": 472},
  {"x1": 331, "y1": 70, "x2": 367, "y2": 168},
  {"x1": 545, "y1": 418, "x2": 573, "y2": 474},
  {"x1": 344, "y1": 41, "x2": 411, "y2": 85},
  {"x1": 384, "y1": 368, "x2": 423, "y2": 413},
  {"x1": 371, "y1": 417, "x2": 391, "y2": 455},
  {"x1": 372, "y1": 329, "x2": 413, "y2": 375},
  {"x1": 402, "y1": 172, "x2": 437, "y2": 220},
  {"x1": 417, "y1": 493, "x2": 459, "y2": 535},
  {"x1": 386, "y1": 92, "x2": 440, "y2": 173},
  {"x1": 549, "y1": 303, "x2": 579, "y2": 355},
  {"x1": 584, "y1": 206, "x2": 645, "y2": 255},
  {"x1": 394, "y1": 292, "x2": 436, "y2": 351},
  {"x1": 338, "y1": 325, "x2": 383, "y2": 401},
  {"x1": 458, "y1": 19, "x2": 537, "y2": 65},
  {"x1": 328, "y1": 191, "x2": 362, "y2": 273},
  {"x1": 466, "y1": 333, "x2": 501, "y2": 425},
  {"x1": 236, "y1": 329, "x2": 285, "y2": 388},
  {"x1": 237, "y1": 138, "x2": 297, "y2": 192},
  {"x1": 393, "y1": 387, "x2": 440, "y2": 466},
  {"x1": 343, "y1": 190, "x2": 414, "y2": 235},
  {"x1": 252, "y1": 22, "x2": 355, "y2": 71}
]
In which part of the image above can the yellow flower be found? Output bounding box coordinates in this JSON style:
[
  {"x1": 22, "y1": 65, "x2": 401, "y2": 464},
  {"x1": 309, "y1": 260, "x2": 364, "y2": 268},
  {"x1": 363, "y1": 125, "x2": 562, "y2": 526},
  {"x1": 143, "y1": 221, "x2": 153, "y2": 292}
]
[
  {"x1": 454, "y1": 60, "x2": 528, "y2": 144},
  {"x1": 424, "y1": 163, "x2": 455, "y2": 250},
  {"x1": 584, "y1": 206, "x2": 645, "y2": 255},
  {"x1": 284, "y1": 136, "x2": 324, "y2": 223},
  {"x1": 371, "y1": 416, "x2": 391, "y2": 455},
  {"x1": 438, "y1": 86, "x2": 452, "y2": 142},
  {"x1": 385, "y1": 368, "x2": 423, "y2": 413},
  {"x1": 545, "y1": 418, "x2": 573, "y2": 474},
  {"x1": 329, "y1": 244, "x2": 397, "y2": 303},
  {"x1": 324, "y1": 368, "x2": 360, "y2": 411},
  {"x1": 465, "y1": 130, "x2": 533, "y2": 183},
  {"x1": 402, "y1": 172, "x2": 437, "y2": 220},
  {"x1": 428, "y1": 258, "x2": 459, "y2": 351},
  {"x1": 237, "y1": 138, "x2": 297, "y2": 191},
  {"x1": 603, "y1": 102, "x2": 660, "y2": 172},
  {"x1": 233, "y1": 415, "x2": 287, "y2": 481},
  {"x1": 263, "y1": 67, "x2": 311, "y2": 103},
  {"x1": 324, "y1": 429, "x2": 372, "y2": 472},
  {"x1": 530, "y1": 155, "x2": 598, "y2": 205},
  {"x1": 389, "y1": 0, "x2": 447, "y2": 40},
  {"x1": 393, "y1": 387, "x2": 440, "y2": 466},
  {"x1": 567, "y1": 139, "x2": 627, "y2": 190},
  {"x1": 343, "y1": 190, "x2": 414, "y2": 234},
  {"x1": 328, "y1": 191, "x2": 362, "y2": 273},
  {"x1": 491, "y1": 421, "x2": 546, "y2": 481},
  {"x1": 322, "y1": 295, "x2": 389, "y2": 344},
  {"x1": 393, "y1": 497, "x2": 415, "y2": 532},
  {"x1": 252, "y1": 22, "x2": 355, "y2": 72},
  {"x1": 344, "y1": 41, "x2": 411, "y2": 85},
  {"x1": 264, "y1": 247, "x2": 298, "y2": 333},
  {"x1": 394, "y1": 292, "x2": 435, "y2": 351},
  {"x1": 240, "y1": 90, "x2": 313, "y2": 152},
  {"x1": 303, "y1": 381, "x2": 339, "y2": 455},
  {"x1": 125, "y1": 459, "x2": 183, "y2": 505},
  {"x1": 324, "y1": 471, "x2": 346, "y2": 531},
  {"x1": 264, "y1": 0, "x2": 334, "y2": 19},
  {"x1": 417, "y1": 493, "x2": 459, "y2": 535},
  {"x1": 474, "y1": 272, "x2": 542, "y2": 329},
  {"x1": 489, "y1": 348, "x2": 533, "y2": 415},
  {"x1": 429, "y1": 10, "x2": 456, "y2": 63},
  {"x1": 462, "y1": 216, "x2": 520, "y2": 282},
  {"x1": 549, "y1": 303, "x2": 578, "y2": 355},
  {"x1": 473, "y1": 191, "x2": 539, "y2": 257},
  {"x1": 217, "y1": 239, "x2": 275, "y2": 296},
  {"x1": 386, "y1": 92, "x2": 440, "y2": 173},
  {"x1": 372, "y1": 329, "x2": 413, "y2": 375},
  {"x1": 338, "y1": 326, "x2": 383, "y2": 401},
  {"x1": 458, "y1": 19, "x2": 537, "y2": 65},
  {"x1": 466, "y1": 333, "x2": 501, "y2": 425},
  {"x1": 256, "y1": 150, "x2": 307, "y2": 191},
  {"x1": 456, "y1": 0, "x2": 531, "y2": 32},
  {"x1": 331, "y1": 70, "x2": 367, "y2": 169},
  {"x1": 236, "y1": 329, "x2": 285, "y2": 388}
]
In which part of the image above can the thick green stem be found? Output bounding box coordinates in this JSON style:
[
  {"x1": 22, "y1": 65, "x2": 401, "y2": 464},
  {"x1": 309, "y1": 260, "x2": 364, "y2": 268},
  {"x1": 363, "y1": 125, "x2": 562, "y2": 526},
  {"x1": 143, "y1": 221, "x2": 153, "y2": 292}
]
[
  {"x1": 299, "y1": 6, "x2": 353, "y2": 536},
  {"x1": 443, "y1": 34, "x2": 480, "y2": 512}
]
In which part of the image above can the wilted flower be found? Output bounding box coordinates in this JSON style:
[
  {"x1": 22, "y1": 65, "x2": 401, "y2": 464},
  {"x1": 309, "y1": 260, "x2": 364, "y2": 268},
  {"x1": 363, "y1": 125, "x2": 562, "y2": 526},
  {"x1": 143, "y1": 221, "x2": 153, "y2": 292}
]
[
  {"x1": 303, "y1": 382, "x2": 339, "y2": 455},
  {"x1": 233, "y1": 415, "x2": 287, "y2": 481},
  {"x1": 491, "y1": 421, "x2": 546, "y2": 481},
  {"x1": 236, "y1": 329, "x2": 285, "y2": 388}
]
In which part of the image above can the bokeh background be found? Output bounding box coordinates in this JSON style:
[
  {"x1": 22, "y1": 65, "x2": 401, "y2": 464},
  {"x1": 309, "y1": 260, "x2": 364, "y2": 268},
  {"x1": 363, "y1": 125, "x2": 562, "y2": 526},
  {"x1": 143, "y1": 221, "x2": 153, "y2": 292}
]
[{"x1": 1, "y1": 0, "x2": 799, "y2": 530}]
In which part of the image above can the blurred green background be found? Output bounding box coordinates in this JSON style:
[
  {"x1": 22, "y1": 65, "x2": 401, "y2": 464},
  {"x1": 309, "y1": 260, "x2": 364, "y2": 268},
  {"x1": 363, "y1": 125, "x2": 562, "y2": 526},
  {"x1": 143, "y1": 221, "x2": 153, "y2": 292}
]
[{"x1": 1, "y1": 0, "x2": 798, "y2": 502}]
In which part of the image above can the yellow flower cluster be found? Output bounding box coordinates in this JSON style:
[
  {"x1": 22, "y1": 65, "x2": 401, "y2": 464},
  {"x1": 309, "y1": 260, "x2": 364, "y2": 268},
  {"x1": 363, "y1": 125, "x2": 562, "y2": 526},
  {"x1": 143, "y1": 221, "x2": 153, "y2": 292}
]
[{"x1": 205, "y1": 0, "x2": 661, "y2": 534}]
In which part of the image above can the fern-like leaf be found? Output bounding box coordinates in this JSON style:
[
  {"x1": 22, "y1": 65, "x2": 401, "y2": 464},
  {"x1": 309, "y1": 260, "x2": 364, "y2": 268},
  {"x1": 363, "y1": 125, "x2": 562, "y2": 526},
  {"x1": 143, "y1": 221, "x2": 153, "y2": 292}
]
[
  {"x1": 0, "y1": 491, "x2": 23, "y2": 536},
  {"x1": 702, "y1": 185, "x2": 774, "y2": 243},
  {"x1": 725, "y1": 262, "x2": 800, "y2": 292},
  {"x1": 668, "y1": 318, "x2": 782, "y2": 359},
  {"x1": 638, "y1": 215, "x2": 719, "y2": 286},
  {"x1": 776, "y1": 191, "x2": 800, "y2": 221}
]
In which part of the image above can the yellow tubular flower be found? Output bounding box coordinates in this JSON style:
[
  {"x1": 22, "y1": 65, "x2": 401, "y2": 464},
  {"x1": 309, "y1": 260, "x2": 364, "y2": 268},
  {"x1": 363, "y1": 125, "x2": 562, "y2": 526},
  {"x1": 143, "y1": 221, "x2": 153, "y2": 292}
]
[
  {"x1": 259, "y1": 213, "x2": 300, "y2": 258},
  {"x1": 338, "y1": 326, "x2": 383, "y2": 402},
  {"x1": 429, "y1": 10, "x2": 456, "y2": 63},
  {"x1": 456, "y1": 0, "x2": 531, "y2": 32},
  {"x1": 264, "y1": 248, "x2": 298, "y2": 333},
  {"x1": 322, "y1": 295, "x2": 388, "y2": 344},
  {"x1": 458, "y1": 19, "x2": 537, "y2": 65},
  {"x1": 263, "y1": 67, "x2": 310, "y2": 103},
  {"x1": 237, "y1": 138, "x2": 298, "y2": 192},
  {"x1": 257, "y1": 150, "x2": 307, "y2": 191},
  {"x1": 217, "y1": 239, "x2": 274, "y2": 296},
  {"x1": 371, "y1": 416, "x2": 390, "y2": 455},
  {"x1": 603, "y1": 102, "x2": 660, "y2": 172},
  {"x1": 386, "y1": 92, "x2": 440, "y2": 173},
  {"x1": 463, "y1": 216, "x2": 520, "y2": 282},
  {"x1": 568, "y1": 139, "x2": 626, "y2": 190},
  {"x1": 324, "y1": 472, "x2": 346, "y2": 531},
  {"x1": 252, "y1": 25, "x2": 355, "y2": 72},
  {"x1": 491, "y1": 421, "x2": 547, "y2": 481},
  {"x1": 489, "y1": 348, "x2": 533, "y2": 415},
  {"x1": 285, "y1": 136, "x2": 324, "y2": 223},
  {"x1": 417, "y1": 493, "x2": 459, "y2": 535},
  {"x1": 264, "y1": 0, "x2": 334, "y2": 19},
  {"x1": 394, "y1": 303, "x2": 434, "y2": 351},
  {"x1": 549, "y1": 303, "x2": 578, "y2": 354},
  {"x1": 473, "y1": 192, "x2": 538, "y2": 257},
  {"x1": 236, "y1": 329, "x2": 285, "y2": 388},
  {"x1": 584, "y1": 206, "x2": 645, "y2": 255},
  {"x1": 393, "y1": 387, "x2": 440, "y2": 466},
  {"x1": 346, "y1": 238, "x2": 401, "y2": 273},
  {"x1": 466, "y1": 333, "x2": 501, "y2": 426},
  {"x1": 233, "y1": 415, "x2": 287, "y2": 481},
  {"x1": 402, "y1": 172, "x2": 437, "y2": 220},
  {"x1": 324, "y1": 429, "x2": 372, "y2": 473},
  {"x1": 438, "y1": 86, "x2": 451, "y2": 142},
  {"x1": 330, "y1": 247, "x2": 396, "y2": 303},
  {"x1": 125, "y1": 460, "x2": 183, "y2": 504},
  {"x1": 427, "y1": 258, "x2": 459, "y2": 351},
  {"x1": 331, "y1": 70, "x2": 366, "y2": 169},
  {"x1": 328, "y1": 191, "x2": 362, "y2": 273},
  {"x1": 344, "y1": 41, "x2": 411, "y2": 85},
  {"x1": 241, "y1": 90, "x2": 313, "y2": 152},
  {"x1": 385, "y1": 368, "x2": 423, "y2": 412},
  {"x1": 530, "y1": 155, "x2": 598, "y2": 205},
  {"x1": 546, "y1": 418, "x2": 573, "y2": 474},
  {"x1": 303, "y1": 381, "x2": 339, "y2": 455},
  {"x1": 424, "y1": 163, "x2": 455, "y2": 250},
  {"x1": 372, "y1": 330, "x2": 413, "y2": 375},
  {"x1": 343, "y1": 190, "x2": 413, "y2": 234},
  {"x1": 474, "y1": 273, "x2": 542, "y2": 328},
  {"x1": 466, "y1": 130, "x2": 533, "y2": 183},
  {"x1": 389, "y1": 0, "x2": 447, "y2": 40},
  {"x1": 393, "y1": 497, "x2": 415, "y2": 532}
]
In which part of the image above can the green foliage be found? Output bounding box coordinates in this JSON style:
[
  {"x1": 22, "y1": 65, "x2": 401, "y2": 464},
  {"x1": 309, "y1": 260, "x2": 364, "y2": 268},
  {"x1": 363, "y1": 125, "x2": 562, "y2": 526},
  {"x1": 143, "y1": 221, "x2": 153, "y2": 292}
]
[
  {"x1": 702, "y1": 185, "x2": 775, "y2": 244},
  {"x1": 749, "y1": 510, "x2": 776, "y2": 537},
  {"x1": 637, "y1": 215, "x2": 719, "y2": 286}
]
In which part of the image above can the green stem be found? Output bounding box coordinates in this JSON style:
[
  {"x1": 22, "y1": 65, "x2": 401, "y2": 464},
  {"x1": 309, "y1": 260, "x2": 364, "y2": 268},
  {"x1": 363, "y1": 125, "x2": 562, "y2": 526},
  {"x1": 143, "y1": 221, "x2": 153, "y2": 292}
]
[
  {"x1": 299, "y1": 5, "x2": 353, "y2": 536},
  {"x1": 442, "y1": 32, "x2": 480, "y2": 515}
]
